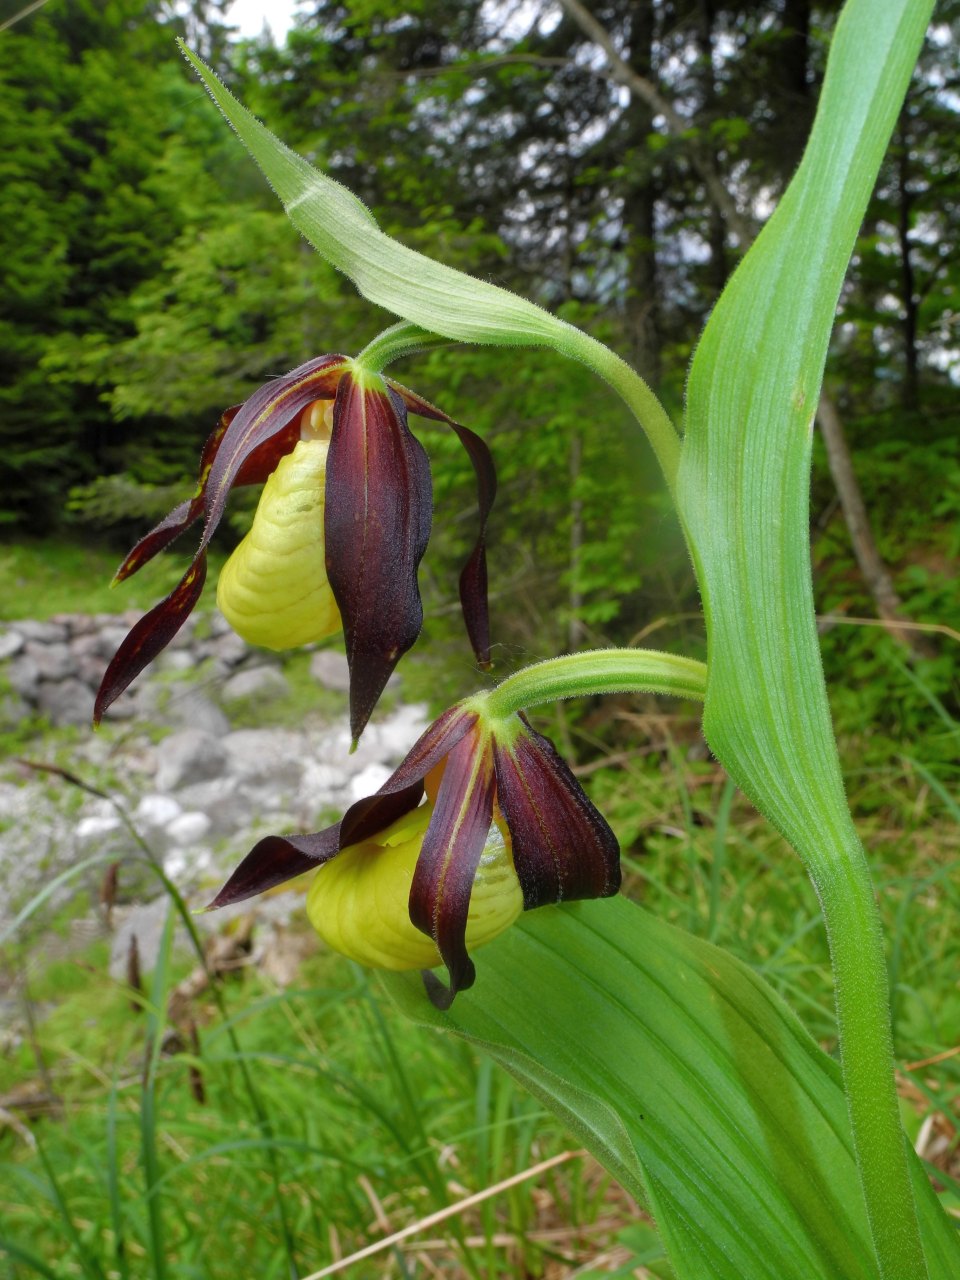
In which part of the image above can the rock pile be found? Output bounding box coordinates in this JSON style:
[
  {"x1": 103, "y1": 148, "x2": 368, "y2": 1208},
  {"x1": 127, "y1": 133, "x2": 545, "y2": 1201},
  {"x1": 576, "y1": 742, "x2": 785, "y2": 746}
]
[
  {"x1": 0, "y1": 610, "x2": 277, "y2": 730},
  {"x1": 0, "y1": 610, "x2": 437, "y2": 1045},
  {"x1": 0, "y1": 611, "x2": 430, "y2": 935}
]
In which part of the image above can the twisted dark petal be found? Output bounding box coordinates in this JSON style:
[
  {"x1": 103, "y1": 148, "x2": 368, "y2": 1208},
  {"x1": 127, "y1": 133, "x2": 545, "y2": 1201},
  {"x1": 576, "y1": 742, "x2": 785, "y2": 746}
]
[
  {"x1": 340, "y1": 705, "x2": 476, "y2": 846},
  {"x1": 325, "y1": 374, "x2": 433, "y2": 742},
  {"x1": 208, "y1": 707, "x2": 477, "y2": 909},
  {"x1": 98, "y1": 356, "x2": 348, "y2": 720},
  {"x1": 116, "y1": 497, "x2": 194, "y2": 585},
  {"x1": 206, "y1": 826, "x2": 342, "y2": 909},
  {"x1": 390, "y1": 382, "x2": 497, "y2": 670},
  {"x1": 449, "y1": 422, "x2": 496, "y2": 668},
  {"x1": 94, "y1": 553, "x2": 207, "y2": 724},
  {"x1": 388, "y1": 381, "x2": 452, "y2": 424},
  {"x1": 233, "y1": 419, "x2": 302, "y2": 486},
  {"x1": 114, "y1": 406, "x2": 240, "y2": 583},
  {"x1": 493, "y1": 725, "x2": 621, "y2": 910},
  {"x1": 409, "y1": 729, "x2": 495, "y2": 1007},
  {"x1": 198, "y1": 354, "x2": 346, "y2": 551}
]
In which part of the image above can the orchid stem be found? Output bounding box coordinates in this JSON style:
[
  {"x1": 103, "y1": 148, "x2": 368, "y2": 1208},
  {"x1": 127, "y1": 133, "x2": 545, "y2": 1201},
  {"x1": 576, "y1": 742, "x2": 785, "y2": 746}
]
[
  {"x1": 563, "y1": 331, "x2": 682, "y2": 498},
  {"x1": 482, "y1": 649, "x2": 706, "y2": 721},
  {"x1": 358, "y1": 323, "x2": 450, "y2": 373},
  {"x1": 360, "y1": 323, "x2": 683, "y2": 498},
  {"x1": 806, "y1": 829, "x2": 929, "y2": 1278}
]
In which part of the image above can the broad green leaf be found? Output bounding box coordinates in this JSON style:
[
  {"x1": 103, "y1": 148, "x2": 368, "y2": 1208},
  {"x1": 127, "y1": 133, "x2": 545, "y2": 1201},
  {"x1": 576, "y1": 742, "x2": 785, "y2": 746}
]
[
  {"x1": 177, "y1": 43, "x2": 682, "y2": 485},
  {"x1": 384, "y1": 899, "x2": 960, "y2": 1280},
  {"x1": 178, "y1": 43, "x2": 576, "y2": 352},
  {"x1": 680, "y1": 0, "x2": 933, "y2": 932},
  {"x1": 677, "y1": 1, "x2": 950, "y2": 1273}
]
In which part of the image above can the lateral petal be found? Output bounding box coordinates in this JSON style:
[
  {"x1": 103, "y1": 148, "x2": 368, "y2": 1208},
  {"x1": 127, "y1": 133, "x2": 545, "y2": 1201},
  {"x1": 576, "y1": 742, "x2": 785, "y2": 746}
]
[
  {"x1": 206, "y1": 825, "x2": 342, "y2": 909},
  {"x1": 390, "y1": 382, "x2": 496, "y2": 669},
  {"x1": 208, "y1": 708, "x2": 477, "y2": 912},
  {"x1": 94, "y1": 553, "x2": 208, "y2": 724},
  {"x1": 493, "y1": 725, "x2": 621, "y2": 909},
  {"x1": 99, "y1": 357, "x2": 348, "y2": 719},
  {"x1": 409, "y1": 729, "x2": 495, "y2": 1007},
  {"x1": 197, "y1": 355, "x2": 347, "y2": 559},
  {"x1": 339, "y1": 705, "x2": 476, "y2": 846},
  {"x1": 113, "y1": 403, "x2": 301, "y2": 585},
  {"x1": 448, "y1": 421, "x2": 496, "y2": 668},
  {"x1": 114, "y1": 406, "x2": 240, "y2": 583},
  {"x1": 325, "y1": 372, "x2": 433, "y2": 741}
]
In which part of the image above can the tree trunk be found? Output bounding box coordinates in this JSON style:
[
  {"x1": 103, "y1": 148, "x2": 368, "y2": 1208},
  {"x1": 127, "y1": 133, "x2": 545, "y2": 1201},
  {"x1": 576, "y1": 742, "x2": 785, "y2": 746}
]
[
  {"x1": 897, "y1": 141, "x2": 921, "y2": 412},
  {"x1": 817, "y1": 393, "x2": 930, "y2": 657},
  {"x1": 622, "y1": 1, "x2": 662, "y2": 385},
  {"x1": 694, "y1": 0, "x2": 729, "y2": 295},
  {"x1": 561, "y1": 0, "x2": 926, "y2": 652}
]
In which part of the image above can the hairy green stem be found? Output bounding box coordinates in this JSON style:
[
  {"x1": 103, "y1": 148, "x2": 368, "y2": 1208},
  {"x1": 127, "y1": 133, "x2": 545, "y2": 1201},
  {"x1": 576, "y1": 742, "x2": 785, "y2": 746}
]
[
  {"x1": 360, "y1": 322, "x2": 682, "y2": 497},
  {"x1": 358, "y1": 322, "x2": 449, "y2": 372},
  {"x1": 482, "y1": 649, "x2": 706, "y2": 720},
  {"x1": 801, "y1": 823, "x2": 928, "y2": 1278},
  {"x1": 564, "y1": 330, "x2": 682, "y2": 497}
]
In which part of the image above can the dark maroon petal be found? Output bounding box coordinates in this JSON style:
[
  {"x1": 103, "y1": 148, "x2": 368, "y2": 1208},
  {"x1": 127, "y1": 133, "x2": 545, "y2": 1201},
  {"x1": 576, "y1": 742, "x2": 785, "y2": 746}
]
[
  {"x1": 449, "y1": 422, "x2": 496, "y2": 669},
  {"x1": 388, "y1": 381, "x2": 452, "y2": 424},
  {"x1": 113, "y1": 401, "x2": 303, "y2": 586},
  {"x1": 325, "y1": 373, "x2": 433, "y2": 742},
  {"x1": 115, "y1": 497, "x2": 195, "y2": 584},
  {"x1": 206, "y1": 826, "x2": 342, "y2": 909},
  {"x1": 209, "y1": 708, "x2": 478, "y2": 911},
  {"x1": 197, "y1": 355, "x2": 347, "y2": 558},
  {"x1": 493, "y1": 724, "x2": 621, "y2": 910},
  {"x1": 99, "y1": 357, "x2": 349, "y2": 720},
  {"x1": 94, "y1": 554, "x2": 207, "y2": 725},
  {"x1": 409, "y1": 728, "x2": 495, "y2": 1008},
  {"x1": 389, "y1": 381, "x2": 497, "y2": 669},
  {"x1": 232, "y1": 419, "x2": 302, "y2": 486},
  {"x1": 114, "y1": 406, "x2": 240, "y2": 583},
  {"x1": 339, "y1": 705, "x2": 476, "y2": 846}
]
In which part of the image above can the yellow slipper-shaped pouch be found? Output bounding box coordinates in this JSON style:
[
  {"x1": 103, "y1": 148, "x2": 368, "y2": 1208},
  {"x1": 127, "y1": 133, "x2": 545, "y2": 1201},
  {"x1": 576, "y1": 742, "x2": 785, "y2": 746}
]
[
  {"x1": 306, "y1": 803, "x2": 524, "y2": 971},
  {"x1": 217, "y1": 427, "x2": 342, "y2": 650}
]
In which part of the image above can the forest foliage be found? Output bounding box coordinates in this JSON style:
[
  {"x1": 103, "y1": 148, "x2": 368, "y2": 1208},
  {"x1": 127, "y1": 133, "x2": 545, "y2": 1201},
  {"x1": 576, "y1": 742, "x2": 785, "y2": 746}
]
[{"x1": 1, "y1": 0, "x2": 957, "y2": 735}]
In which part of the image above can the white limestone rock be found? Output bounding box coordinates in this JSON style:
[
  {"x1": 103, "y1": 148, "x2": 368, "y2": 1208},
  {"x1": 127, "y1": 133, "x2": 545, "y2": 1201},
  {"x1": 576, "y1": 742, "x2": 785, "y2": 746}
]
[{"x1": 154, "y1": 729, "x2": 228, "y2": 792}]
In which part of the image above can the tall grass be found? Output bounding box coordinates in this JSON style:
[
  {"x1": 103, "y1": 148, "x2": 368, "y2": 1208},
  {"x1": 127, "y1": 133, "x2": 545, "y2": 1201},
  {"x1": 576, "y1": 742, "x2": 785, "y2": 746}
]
[
  {"x1": 1, "y1": 631, "x2": 956, "y2": 1277},
  {"x1": 0, "y1": 540, "x2": 228, "y2": 622},
  {"x1": 1, "y1": 858, "x2": 633, "y2": 1277}
]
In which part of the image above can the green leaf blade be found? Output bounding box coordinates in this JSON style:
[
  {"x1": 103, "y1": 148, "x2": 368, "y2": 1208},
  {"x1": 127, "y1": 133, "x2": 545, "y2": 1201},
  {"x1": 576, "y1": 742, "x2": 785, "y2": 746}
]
[
  {"x1": 677, "y1": 3, "x2": 950, "y2": 1275},
  {"x1": 679, "y1": 0, "x2": 935, "y2": 884},
  {"x1": 178, "y1": 41, "x2": 572, "y2": 351},
  {"x1": 387, "y1": 899, "x2": 959, "y2": 1280}
]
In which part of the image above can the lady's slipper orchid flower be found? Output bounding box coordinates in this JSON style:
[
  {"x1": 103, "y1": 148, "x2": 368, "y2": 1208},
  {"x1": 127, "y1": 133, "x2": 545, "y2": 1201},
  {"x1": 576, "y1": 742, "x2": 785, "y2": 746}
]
[
  {"x1": 207, "y1": 702, "x2": 621, "y2": 1007},
  {"x1": 94, "y1": 354, "x2": 496, "y2": 741}
]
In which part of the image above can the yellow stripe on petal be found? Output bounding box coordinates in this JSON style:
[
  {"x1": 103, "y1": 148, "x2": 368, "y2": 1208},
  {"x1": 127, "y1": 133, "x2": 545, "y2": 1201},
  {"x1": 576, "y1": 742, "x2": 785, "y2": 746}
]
[
  {"x1": 216, "y1": 436, "x2": 342, "y2": 649},
  {"x1": 306, "y1": 804, "x2": 524, "y2": 971}
]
